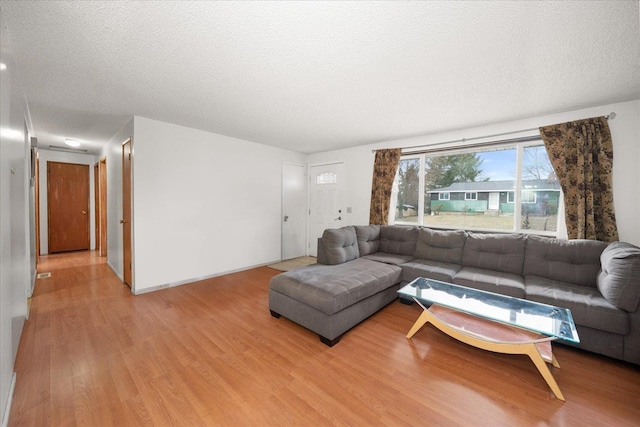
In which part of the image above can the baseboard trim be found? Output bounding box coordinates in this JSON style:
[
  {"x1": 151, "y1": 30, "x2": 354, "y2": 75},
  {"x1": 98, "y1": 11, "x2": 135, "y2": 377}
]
[
  {"x1": 28, "y1": 267, "x2": 37, "y2": 298},
  {"x1": 106, "y1": 261, "x2": 123, "y2": 282},
  {"x1": 1, "y1": 372, "x2": 16, "y2": 427},
  {"x1": 133, "y1": 261, "x2": 280, "y2": 296}
]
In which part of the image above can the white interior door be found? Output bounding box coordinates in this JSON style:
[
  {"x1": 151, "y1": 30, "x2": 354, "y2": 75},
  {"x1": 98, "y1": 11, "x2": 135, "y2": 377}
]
[
  {"x1": 282, "y1": 163, "x2": 307, "y2": 260},
  {"x1": 308, "y1": 162, "x2": 345, "y2": 257}
]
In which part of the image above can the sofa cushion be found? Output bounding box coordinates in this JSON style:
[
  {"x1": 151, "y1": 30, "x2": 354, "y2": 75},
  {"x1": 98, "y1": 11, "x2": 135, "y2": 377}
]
[
  {"x1": 415, "y1": 228, "x2": 466, "y2": 264},
  {"x1": 525, "y1": 276, "x2": 629, "y2": 335},
  {"x1": 523, "y1": 235, "x2": 607, "y2": 288},
  {"x1": 362, "y1": 253, "x2": 415, "y2": 266},
  {"x1": 269, "y1": 258, "x2": 402, "y2": 315},
  {"x1": 461, "y1": 232, "x2": 527, "y2": 276},
  {"x1": 379, "y1": 225, "x2": 418, "y2": 256},
  {"x1": 597, "y1": 242, "x2": 640, "y2": 312},
  {"x1": 322, "y1": 226, "x2": 359, "y2": 265},
  {"x1": 453, "y1": 267, "x2": 525, "y2": 298},
  {"x1": 402, "y1": 259, "x2": 461, "y2": 284},
  {"x1": 355, "y1": 225, "x2": 381, "y2": 256}
]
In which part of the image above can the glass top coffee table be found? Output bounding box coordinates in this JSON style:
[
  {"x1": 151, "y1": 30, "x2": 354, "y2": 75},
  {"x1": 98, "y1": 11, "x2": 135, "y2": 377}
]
[{"x1": 398, "y1": 277, "x2": 580, "y2": 401}]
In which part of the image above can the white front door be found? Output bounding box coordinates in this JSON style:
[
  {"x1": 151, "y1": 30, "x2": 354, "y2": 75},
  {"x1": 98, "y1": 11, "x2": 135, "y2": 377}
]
[
  {"x1": 281, "y1": 163, "x2": 307, "y2": 260},
  {"x1": 489, "y1": 192, "x2": 500, "y2": 210},
  {"x1": 308, "y1": 163, "x2": 345, "y2": 257}
]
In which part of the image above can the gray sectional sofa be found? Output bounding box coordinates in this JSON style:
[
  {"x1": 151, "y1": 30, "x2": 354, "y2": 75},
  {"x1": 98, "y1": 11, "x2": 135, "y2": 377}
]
[{"x1": 269, "y1": 225, "x2": 640, "y2": 364}]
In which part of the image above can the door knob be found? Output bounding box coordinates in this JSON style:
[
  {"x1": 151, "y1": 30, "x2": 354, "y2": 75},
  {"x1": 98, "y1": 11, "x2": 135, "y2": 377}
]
[
  {"x1": 284, "y1": 215, "x2": 289, "y2": 222},
  {"x1": 334, "y1": 216, "x2": 342, "y2": 221},
  {"x1": 120, "y1": 219, "x2": 127, "y2": 224},
  {"x1": 82, "y1": 210, "x2": 87, "y2": 215}
]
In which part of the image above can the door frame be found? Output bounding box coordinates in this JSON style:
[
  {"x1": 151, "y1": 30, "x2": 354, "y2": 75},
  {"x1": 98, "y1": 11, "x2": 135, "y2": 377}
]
[
  {"x1": 122, "y1": 138, "x2": 133, "y2": 290},
  {"x1": 94, "y1": 157, "x2": 107, "y2": 256},
  {"x1": 281, "y1": 162, "x2": 308, "y2": 260},
  {"x1": 94, "y1": 162, "x2": 99, "y2": 253}
]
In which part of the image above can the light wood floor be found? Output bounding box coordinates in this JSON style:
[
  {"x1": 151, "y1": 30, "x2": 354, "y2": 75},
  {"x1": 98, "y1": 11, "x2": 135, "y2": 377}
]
[{"x1": 10, "y1": 251, "x2": 640, "y2": 426}]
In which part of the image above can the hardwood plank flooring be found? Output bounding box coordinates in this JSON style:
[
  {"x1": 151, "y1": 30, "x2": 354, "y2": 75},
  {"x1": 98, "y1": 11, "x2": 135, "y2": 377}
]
[{"x1": 10, "y1": 251, "x2": 640, "y2": 426}]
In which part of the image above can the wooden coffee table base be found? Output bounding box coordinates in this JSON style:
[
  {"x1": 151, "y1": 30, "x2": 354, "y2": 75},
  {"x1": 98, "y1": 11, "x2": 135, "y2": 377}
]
[{"x1": 406, "y1": 300, "x2": 565, "y2": 401}]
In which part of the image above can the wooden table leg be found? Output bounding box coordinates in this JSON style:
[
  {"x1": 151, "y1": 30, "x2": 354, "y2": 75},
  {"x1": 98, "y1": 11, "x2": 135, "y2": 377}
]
[{"x1": 405, "y1": 302, "x2": 566, "y2": 401}]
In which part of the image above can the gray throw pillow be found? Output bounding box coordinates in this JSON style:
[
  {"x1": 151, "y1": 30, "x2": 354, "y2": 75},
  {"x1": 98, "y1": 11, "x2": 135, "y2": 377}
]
[
  {"x1": 597, "y1": 242, "x2": 640, "y2": 312},
  {"x1": 379, "y1": 225, "x2": 418, "y2": 256},
  {"x1": 414, "y1": 228, "x2": 466, "y2": 264},
  {"x1": 462, "y1": 232, "x2": 527, "y2": 276},
  {"x1": 322, "y1": 226, "x2": 360, "y2": 265},
  {"x1": 355, "y1": 225, "x2": 380, "y2": 256}
]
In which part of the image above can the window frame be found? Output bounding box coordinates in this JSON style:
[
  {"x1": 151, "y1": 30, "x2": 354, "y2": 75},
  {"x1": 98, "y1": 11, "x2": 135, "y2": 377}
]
[
  {"x1": 464, "y1": 192, "x2": 478, "y2": 201},
  {"x1": 393, "y1": 139, "x2": 560, "y2": 237},
  {"x1": 439, "y1": 192, "x2": 450, "y2": 201}
]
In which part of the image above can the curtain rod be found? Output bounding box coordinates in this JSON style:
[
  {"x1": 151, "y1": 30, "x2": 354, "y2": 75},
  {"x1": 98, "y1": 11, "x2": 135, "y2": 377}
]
[{"x1": 372, "y1": 112, "x2": 616, "y2": 154}]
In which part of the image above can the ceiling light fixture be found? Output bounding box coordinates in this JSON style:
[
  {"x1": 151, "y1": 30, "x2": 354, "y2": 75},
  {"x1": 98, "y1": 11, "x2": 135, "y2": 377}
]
[
  {"x1": 0, "y1": 63, "x2": 7, "y2": 71},
  {"x1": 65, "y1": 138, "x2": 80, "y2": 147}
]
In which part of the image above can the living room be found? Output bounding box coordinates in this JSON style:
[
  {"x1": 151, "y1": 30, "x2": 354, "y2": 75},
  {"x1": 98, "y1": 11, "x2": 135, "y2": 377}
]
[{"x1": 1, "y1": 1, "x2": 639, "y2": 426}]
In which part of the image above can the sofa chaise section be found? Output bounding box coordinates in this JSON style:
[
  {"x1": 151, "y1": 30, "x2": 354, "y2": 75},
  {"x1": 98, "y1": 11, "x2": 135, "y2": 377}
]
[{"x1": 269, "y1": 227, "x2": 402, "y2": 346}]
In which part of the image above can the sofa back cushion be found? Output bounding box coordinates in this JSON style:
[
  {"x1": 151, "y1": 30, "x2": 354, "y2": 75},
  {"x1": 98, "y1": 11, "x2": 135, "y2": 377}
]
[
  {"x1": 415, "y1": 228, "x2": 466, "y2": 264},
  {"x1": 523, "y1": 235, "x2": 607, "y2": 287},
  {"x1": 355, "y1": 225, "x2": 380, "y2": 256},
  {"x1": 597, "y1": 242, "x2": 640, "y2": 312},
  {"x1": 462, "y1": 232, "x2": 527, "y2": 276},
  {"x1": 379, "y1": 225, "x2": 418, "y2": 256},
  {"x1": 321, "y1": 226, "x2": 359, "y2": 265}
]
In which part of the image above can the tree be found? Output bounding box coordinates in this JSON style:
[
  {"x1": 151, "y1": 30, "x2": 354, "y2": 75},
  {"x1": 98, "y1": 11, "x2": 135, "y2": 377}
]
[
  {"x1": 522, "y1": 146, "x2": 555, "y2": 180},
  {"x1": 396, "y1": 158, "x2": 419, "y2": 219},
  {"x1": 425, "y1": 153, "x2": 486, "y2": 190}
]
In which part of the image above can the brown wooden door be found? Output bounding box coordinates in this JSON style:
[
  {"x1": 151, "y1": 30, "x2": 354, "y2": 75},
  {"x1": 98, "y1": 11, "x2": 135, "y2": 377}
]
[
  {"x1": 122, "y1": 139, "x2": 132, "y2": 287},
  {"x1": 47, "y1": 161, "x2": 90, "y2": 253},
  {"x1": 99, "y1": 158, "x2": 107, "y2": 257},
  {"x1": 35, "y1": 152, "x2": 40, "y2": 257},
  {"x1": 94, "y1": 158, "x2": 108, "y2": 257},
  {"x1": 94, "y1": 162, "x2": 99, "y2": 252}
]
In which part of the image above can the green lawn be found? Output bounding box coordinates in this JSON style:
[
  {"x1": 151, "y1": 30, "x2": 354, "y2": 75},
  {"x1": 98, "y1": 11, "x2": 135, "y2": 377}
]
[{"x1": 396, "y1": 213, "x2": 558, "y2": 232}]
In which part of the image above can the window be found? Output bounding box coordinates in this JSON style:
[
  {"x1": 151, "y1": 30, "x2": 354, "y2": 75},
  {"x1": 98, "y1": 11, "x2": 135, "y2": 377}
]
[
  {"x1": 316, "y1": 172, "x2": 336, "y2": 184},
  {"x1": 393, "y1": 142, "x2": 560, "y2": 236},
  {"x1": 522, "y1": 191, "x2": 537, "y2": 204},
  {"x1": 508, "y1": 191, "x2": 537, "y2": 203}
]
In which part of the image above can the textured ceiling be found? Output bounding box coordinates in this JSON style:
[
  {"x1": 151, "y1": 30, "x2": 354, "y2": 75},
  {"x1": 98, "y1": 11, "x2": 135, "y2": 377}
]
[{"x1": 1, "y1": 1, "x2": 639, "y2": 154}]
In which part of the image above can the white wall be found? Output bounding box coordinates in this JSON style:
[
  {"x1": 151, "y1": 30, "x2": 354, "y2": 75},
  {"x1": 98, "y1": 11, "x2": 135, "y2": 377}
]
[
  {"x1": 0, "y1": 7, "x2": 30, "y2": 424},
  {"x1": 98, "y1": 118, "x2": 134, "y2": 281},
  {"x1": 37, "y1": 149, "x2": 97, "y2": 255},
  {"x1": 132, "y1": 116, "x2": 307, "y2": 293},
  {"x1": 308, "y1": 100, "x2": 640, "y2": 246}
]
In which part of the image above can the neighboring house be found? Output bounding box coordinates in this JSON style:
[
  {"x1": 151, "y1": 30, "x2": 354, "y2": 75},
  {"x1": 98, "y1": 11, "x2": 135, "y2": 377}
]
[{"x1": 428, "y1": 179, "x2": 561, "y2": 215}]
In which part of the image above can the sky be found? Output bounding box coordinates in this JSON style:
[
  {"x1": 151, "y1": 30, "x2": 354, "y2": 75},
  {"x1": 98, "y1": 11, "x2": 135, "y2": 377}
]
[
  {"x1": 478, "y1": 149, "x2": 517, "y2": 181},
  {"x1": 473, "y1": 145, "x2": 551, "y2": 181}
]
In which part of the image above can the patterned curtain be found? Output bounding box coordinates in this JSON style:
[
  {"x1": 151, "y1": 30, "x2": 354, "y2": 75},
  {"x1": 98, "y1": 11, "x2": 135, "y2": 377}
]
[
  {"x1": 539, "y1": 117, "x2": 618, "y2": 242},
  {"x1": 369, "y1": 148, "x2": 402, "y2": 225}
]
